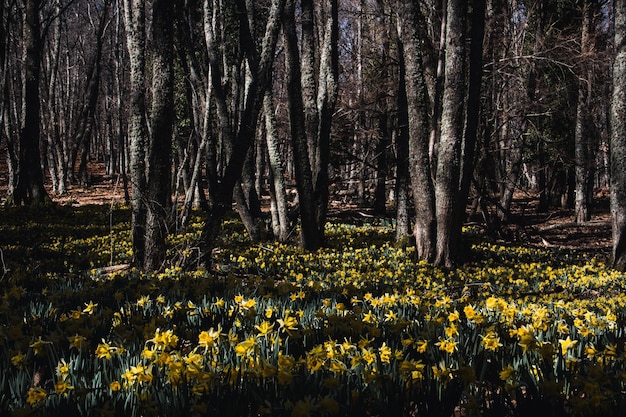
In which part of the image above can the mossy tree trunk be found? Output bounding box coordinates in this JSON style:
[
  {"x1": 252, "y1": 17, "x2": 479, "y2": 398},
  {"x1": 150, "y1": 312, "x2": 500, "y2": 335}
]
[
  {"x1": 123, "y1": 0, "x2": 148, "y2": 269},
  {"x1": 395, "y1": 0, "x2": 436, "y2": 261},
  {"x1": 611, "y1": 0, "x2": 626, "y2": 271},
  {"x1": 574, "y1": 1, "x2": 594, "y2": 224},
  {"x1": 396, "y1": 0, "x2": 484, "y2": 267},
  {"x1": 144, "y1": 0, "x2": 174, "y2": 272},
  {"x1": 283, "y1": 0, "x2": 338, "y2": 250}
]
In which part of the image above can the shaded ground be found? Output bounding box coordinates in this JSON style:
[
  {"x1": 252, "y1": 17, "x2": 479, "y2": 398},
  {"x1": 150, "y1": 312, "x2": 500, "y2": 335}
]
[
  {"x1": 0, "y1": 158, "x2": 614, "y2": 262},
  {"x1": 501, "y1": 194, "x2": 613, "y2": 262}
]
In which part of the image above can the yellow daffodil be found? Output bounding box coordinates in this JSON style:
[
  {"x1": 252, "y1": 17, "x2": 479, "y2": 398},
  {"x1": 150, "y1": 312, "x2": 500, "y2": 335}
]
[
  {"x1": 448, "y1": 310, "x2": 460, "y2": 322},
  {"x1": 277, "y1": 315, "x2": 298, "y2": 333},
  {"x1": 54, "y1": 380, "x2": 73, "y2": 396},
  {"x1": 481, "y1": 332, "x2": 503, "y2": 352},
  {"x1": 415, "y1": 339, "x2": 428, "y2": 353},
  {"x1": 379, "y1": 343, "x2": 392, "y2": 364},
  {"x1": 559, "y1": 337, "x2": 578, "y2": 356},
  {"x1": 30, "y1": 337, "x2": 49, "y2": 356},
  {"x1": 329, "y1": 359, "x2": 347, "y2": 374},
  {"x1": 432, "y1": 363, "x2": 453, "y2": 383},
  {"x1": 499, "y1": 366, "x2": 515, "y2": 381},
  {"x1": 10, "y1": 352, "x2": 26, "y2": 368},
  {"x1": 136, "y1": 295, "x2": 150, "y2": 308},
  {"x1": 585, "y1": 344, "x2": 598, "y2": 359},
  {"x1": 255, "y1": 321, "x2": 275, "y2": 337},
  {"x1": 67, "y1": 334, "x2": 87, "y2": 349},
  {"x1": 198, "y1": 326, "x2": 221, "y2": 350},
  {"x1": 56, "y1": 359, "x2": 70, "y2": 380},
  {"x1": 152, "y1": 329, "x2": 179, "y2": 350},
  {"x1": 26, "y1": 387, "x2": 47, "y2": 405},
  {"x1": 95, "y1": 340, "x2": 114, "y2": 360},
  {"x1": 518, "y1": 332, "x2": 536, "y2": 354},
  {"x1": 463, "y1": 304, "x2": 477, "y2": 321},
  {"x1": 82, "y1": 300, "x2": 98, "y2": 315},
  {"x1": 445, "y1": 325, "x2": 459, "y2": 338},
  {"x1": 435, "y1": 337, "x2": 457, "y2": 354},
  {"x1": 399, "y1": 359, "x2": 426, "y2": 381},
  {"x1": 235, "y1": 337, "x2": 257, "y2": 357}
]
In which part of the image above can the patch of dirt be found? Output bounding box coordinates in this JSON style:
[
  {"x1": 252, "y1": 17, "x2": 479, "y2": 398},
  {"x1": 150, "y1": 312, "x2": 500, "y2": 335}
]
[
  {"x1": 0, "y1": 157, "x2": 129, "y2": 206},
  {"x1": 489, "y1": 192, "x2": 613, "y2": 262},
  {"x1": 52, "y1": 171, "x2": 129, "y2": 206}
]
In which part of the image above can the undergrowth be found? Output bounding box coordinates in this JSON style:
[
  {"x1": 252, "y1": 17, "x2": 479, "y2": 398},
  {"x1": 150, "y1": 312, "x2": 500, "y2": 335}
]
[{"x1": 1, "y1": 205, "x2": 625, "y2": 417}]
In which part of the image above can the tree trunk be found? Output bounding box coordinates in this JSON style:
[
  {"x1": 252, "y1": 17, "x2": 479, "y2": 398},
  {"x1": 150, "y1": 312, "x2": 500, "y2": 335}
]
[
  {"x1": 123, "y1": 0, "x2": 148, "y2": 268},
  {"x1": 396, "y1": 0, "x2": 436, "y2": 261},
  {"x1": 459, "y1": 0, "x2": 485, "y2": 208},
  {"x1": 239, "y1": 143, "x2": 264, "y2": 240},
  {"x1": 12, "y1": 0, "x2": 49, "y2": 205},
  {"x1": 264, "y1": 91, "x2": 290, "y2": 241},
  {"x1": 574, "y1": 1, "x2": 593, "y2": 224},
  {"x1": 283, "y1": 0, "x2": 321, "y2": 250},
  {"x1": 611, "y1": 0, "x2": 626, "y2": 271},
  {"x1": 395, "y1": 40, "x2": 411, "y2": 242},
  {"x1": 199, "y1": 0, "x2": 285, "y2": 264},
  {"x1": 143, "y1": 0, "x2": 174, "y2": 272},
  {"x1": 434, "y1": 0, "x2": 468, "y2": 267},
  {"x1": 374, "y1": 112, "x2": 389, "y2": 215},
  {"x1": 313, "y1": 0, "x2": 338, "y2": 240},
  {"x1": 41, "y1": 0, "x2": 65, "y2": 195},
  {"x1": 181, "y1": 80, "x2": 211, "y2": 227},
  {"x1": 76, "y1": 1, "x2": 109, "y2": 188},
  {"x1": 373, "y1": 3, "x2": 391, "y2": 216},
  {"x1": 430, "y1": 0, "x2": 447, "y2": 167},
  {"x1": 300, "y1": 0, "x2": 319, "y2": 178}
]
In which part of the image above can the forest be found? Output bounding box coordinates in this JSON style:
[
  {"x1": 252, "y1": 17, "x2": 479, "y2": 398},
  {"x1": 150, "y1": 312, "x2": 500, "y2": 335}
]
[{"x1": 2, "y1": 0, "x2": 626, "y2": 416}]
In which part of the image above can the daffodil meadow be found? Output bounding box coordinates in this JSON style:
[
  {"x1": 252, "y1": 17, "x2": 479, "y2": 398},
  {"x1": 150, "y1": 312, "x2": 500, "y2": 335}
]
[{"x1": 1, "y1": 205, "x2": 626, "y2": 416}]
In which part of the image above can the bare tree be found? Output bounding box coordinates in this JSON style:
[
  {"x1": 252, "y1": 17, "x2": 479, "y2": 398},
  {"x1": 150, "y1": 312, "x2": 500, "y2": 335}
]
[
  {"x1": 199, "y1": 0, "x2": 285, "y2": 264},
  {"x1": 264, "y1": 90, "x2": 290, "y2": 241},
  {"x1": 75, "y1": 0, "x2": 110, "y2": 187},
  {"x1": 611, "y1": 0, "x2": 626, "y2": 271},
  {"x1": 574, "y1": 0, "x2": 594, "y2": 224},
  {"x1": 143, "y1": 0, "x2": 174, "y2": 272},
  {"x1": 283, "y1": 0, "x2": 338, "y2": 250},
  {"x1": 123, "y1": 0, "x2": 149, "y2": 267},
  {"x1": 395, "y1": 0, "x2": 484, "y2": 266},
  {"x1": 395, "y1": 0, "x2": 436, "y2": 261},
  {"x1": 12, "y1": 0, "x2": 50, "y2": 205}
]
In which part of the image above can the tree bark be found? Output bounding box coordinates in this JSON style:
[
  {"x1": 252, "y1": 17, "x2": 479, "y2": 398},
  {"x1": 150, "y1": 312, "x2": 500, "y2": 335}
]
[
  {"x1": 611, "y1": 0, "x2": 626, "y2": 271},
  {"x1": 396, "y1": 0, "x2": 436, "y2": 261},
  {"x1": 300, "y1": 0, "x2": 319, "y2": 177},
  {"x1": 314, "y1": 0, "x2": 338, "y2": 240},
  {"x1": 434, "y1": 0, "x2": 468, "y2": 267},
  {"x1": 574, "y1": 1, "x2": 593, "y2": 224},
  {"x1": 395, "y1": 39, "x2": 411, "y2": 242},
  {"x1": 123, "y1": 0, "x2": 148, "y2": 268},
  {"x1": 143, "y1": 0, "x2": 174, "y2": 272},
  {"x1": 283, "y1": 0, "x2": 321, "y2": 250},
  {"x1": 12, "y1": 0, "x2": 50, "y2": 205},
  {"x1": 264, "y1": 91, "x2": 290, "y2": 241},
  {"x1": 76, "y1": 0, "x2": 110, "y2": 187},
  {"x1": 199, "y1": 0, "x2": 285, "y2": 263},
  {"x1": 41, "y1": 0, "x2": 65, "y2": 195}
]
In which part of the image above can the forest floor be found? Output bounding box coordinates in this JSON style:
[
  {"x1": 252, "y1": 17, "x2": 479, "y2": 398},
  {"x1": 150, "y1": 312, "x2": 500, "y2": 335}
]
[{"x1": 0, "y1": 159, "x2": 614, "y2": 263}]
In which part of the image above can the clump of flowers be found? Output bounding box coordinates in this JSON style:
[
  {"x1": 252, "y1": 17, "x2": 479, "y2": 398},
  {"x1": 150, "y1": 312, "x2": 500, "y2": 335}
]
[{"x1": 0, "y1": 207, "x2": 625, "y2": 416}]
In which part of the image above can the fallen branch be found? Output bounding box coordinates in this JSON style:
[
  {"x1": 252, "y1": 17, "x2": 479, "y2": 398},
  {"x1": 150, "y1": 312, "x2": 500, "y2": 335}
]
[{"x1": 93, "y1": 264, "x2": 131, "y2": 275}]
